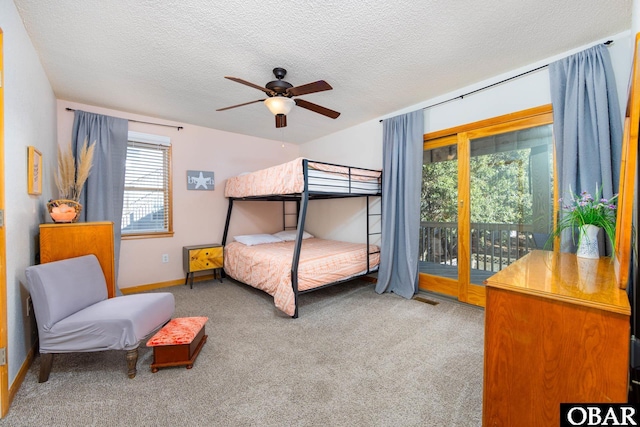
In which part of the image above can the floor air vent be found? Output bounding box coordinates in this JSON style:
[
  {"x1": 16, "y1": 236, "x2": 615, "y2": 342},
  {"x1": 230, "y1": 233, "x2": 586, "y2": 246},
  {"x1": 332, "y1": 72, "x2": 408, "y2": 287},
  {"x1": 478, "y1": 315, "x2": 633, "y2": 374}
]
[{"x1": 413, "y1": 296, "x2": 440, "y2": 306}]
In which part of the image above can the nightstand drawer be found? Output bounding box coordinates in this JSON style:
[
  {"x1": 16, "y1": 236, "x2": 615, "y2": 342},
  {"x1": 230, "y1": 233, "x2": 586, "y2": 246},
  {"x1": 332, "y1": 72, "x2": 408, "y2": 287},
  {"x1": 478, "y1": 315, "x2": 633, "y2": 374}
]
[
  {"x1": 183, "y1": 244, "x2": 224, "y2": 289},
  {"x1": 189, "y1": 247, "x2": 223, "y2": 272},
  {"x1": 183, "y1": 244, "x2": 224, "y2": 273}
]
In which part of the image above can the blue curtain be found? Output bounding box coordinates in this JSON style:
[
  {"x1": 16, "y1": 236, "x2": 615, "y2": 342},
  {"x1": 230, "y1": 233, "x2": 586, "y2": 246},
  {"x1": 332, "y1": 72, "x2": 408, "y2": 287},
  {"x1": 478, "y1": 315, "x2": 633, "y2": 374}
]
[
  {"x1": 72, "y1": 111, "x2": 128, "y2": 290},
  {"x1": 375, "y1": 110, "x2": 424, "y2": 298},
  {"x1": 549, "y1": 44, "x2": 623, "y2": 253}
]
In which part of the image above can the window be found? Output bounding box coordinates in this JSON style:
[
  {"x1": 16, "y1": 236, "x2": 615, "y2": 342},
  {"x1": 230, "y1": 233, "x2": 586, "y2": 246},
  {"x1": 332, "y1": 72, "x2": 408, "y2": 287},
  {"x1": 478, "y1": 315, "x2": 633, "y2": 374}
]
[{"x1": 121, "y1": 131, "x2": 172, "y2": 237}]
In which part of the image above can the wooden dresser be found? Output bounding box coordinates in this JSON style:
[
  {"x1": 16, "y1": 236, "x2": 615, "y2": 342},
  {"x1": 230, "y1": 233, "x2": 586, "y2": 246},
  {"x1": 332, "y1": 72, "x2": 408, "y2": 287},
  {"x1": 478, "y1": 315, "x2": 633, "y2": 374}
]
[
  {"x1": 483, "y1": 250, "x2": 630, "y2": 427},
  {"x1": 39, "y1": 221, "x2": 116, "y2": 298}
]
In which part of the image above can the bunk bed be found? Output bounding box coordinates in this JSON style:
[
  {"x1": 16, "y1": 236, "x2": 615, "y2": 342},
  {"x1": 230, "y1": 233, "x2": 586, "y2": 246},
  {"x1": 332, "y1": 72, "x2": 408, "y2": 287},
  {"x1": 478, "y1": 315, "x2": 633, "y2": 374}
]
[{"x1": 222, "y1": 158, "x2": 382, "y2": 318}]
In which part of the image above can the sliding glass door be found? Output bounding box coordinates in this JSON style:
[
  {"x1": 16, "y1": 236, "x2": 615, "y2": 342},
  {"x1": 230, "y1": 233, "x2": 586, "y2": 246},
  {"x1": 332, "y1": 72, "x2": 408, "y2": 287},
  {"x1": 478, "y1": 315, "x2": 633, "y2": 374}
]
[
  {"x1": 419, "y1": 107, "x2": 554, "y2": 306},
  {"x1": 468, "y1": 124, "x2": 554, "y2": 285}
]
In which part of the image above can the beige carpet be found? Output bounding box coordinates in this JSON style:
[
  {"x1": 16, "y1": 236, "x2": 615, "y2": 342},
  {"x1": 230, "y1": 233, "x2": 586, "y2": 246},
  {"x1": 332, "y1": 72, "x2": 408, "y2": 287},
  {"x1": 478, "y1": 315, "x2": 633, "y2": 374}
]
[{"x1": 1, "y1": 279, "x2": 485, "y2": 427}]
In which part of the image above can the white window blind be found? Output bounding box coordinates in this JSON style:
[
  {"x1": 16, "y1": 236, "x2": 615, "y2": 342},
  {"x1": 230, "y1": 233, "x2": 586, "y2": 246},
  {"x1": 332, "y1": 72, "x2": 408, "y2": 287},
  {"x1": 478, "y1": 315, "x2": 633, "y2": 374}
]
[{"x1": 121, "y1": 132, "x2": 171, "y2": 234}]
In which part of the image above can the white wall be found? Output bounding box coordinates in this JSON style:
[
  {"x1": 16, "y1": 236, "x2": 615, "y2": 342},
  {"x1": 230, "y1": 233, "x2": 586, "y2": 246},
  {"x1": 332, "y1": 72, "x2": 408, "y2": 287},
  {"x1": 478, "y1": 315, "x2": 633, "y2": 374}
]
[
  {"x1": 300, "y1": 31, "x2": 634, "y2": 242},
  {"x1": 0, "y1": 0, "x2": 59, "y2": 386},
  {"x1": 301, "y1": 121, "x2": 383, "y2": 243},
  {"x1": 634, "y1": 0, "x2": 640, "y2": 42}
]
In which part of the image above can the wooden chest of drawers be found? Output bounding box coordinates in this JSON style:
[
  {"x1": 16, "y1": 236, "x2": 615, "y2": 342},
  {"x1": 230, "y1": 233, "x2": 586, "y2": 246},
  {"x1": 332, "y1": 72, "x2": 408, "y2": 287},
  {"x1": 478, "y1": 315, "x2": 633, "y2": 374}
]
[
  {"x1": 483, "y1": 251, "x2": 630, "y2": 426},
  {"x1": 182, "y1": 244, "x2": 223, "y2": 288}
]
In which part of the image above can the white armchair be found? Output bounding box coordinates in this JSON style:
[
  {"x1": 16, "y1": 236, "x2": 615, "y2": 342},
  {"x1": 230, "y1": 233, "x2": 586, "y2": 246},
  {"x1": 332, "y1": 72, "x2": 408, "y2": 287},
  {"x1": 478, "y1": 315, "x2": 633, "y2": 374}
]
[{"x1": 25, "y1": 254, "x2": 175, "y2": 382}]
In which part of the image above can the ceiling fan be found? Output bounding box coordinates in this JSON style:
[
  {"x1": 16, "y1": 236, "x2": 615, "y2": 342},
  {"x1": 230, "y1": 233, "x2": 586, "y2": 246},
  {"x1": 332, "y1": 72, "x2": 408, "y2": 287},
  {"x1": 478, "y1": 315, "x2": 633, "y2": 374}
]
[{"x1": 217, "y1": 67, "x2": 340, "y2": 128}]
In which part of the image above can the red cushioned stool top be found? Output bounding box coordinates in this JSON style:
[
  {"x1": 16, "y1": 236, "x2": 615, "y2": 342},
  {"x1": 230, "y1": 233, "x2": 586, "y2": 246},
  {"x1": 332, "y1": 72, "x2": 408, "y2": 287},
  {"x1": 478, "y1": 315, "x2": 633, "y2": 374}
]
[{"x1": 146, "y1": 316, "x2": 208, "y2": 347}]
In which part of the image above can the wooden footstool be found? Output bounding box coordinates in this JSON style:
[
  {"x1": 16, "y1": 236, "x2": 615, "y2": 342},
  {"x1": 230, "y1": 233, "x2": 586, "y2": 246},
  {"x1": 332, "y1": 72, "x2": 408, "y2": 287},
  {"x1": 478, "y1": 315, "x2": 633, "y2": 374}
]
[{"x1": 146, "y1": 316, "x2": 208, "y2": 373}]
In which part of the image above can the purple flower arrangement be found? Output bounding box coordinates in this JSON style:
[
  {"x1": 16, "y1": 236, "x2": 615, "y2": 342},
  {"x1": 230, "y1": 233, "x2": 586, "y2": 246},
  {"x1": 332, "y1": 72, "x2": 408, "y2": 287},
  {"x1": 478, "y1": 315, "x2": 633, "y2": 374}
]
[{"x1": 553, "y1": 184, "x2": 618, "y2": 250}]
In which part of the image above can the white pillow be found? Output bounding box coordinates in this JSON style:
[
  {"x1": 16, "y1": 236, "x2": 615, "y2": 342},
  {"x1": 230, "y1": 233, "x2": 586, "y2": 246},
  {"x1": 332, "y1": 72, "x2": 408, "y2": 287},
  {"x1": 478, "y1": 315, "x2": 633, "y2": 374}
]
[
  {"x1": 272, "y1": 230, "x2": 314, "y2": 242},
  {"x1": 234, "y1": 234, "x2": 283, "y2": 246}
]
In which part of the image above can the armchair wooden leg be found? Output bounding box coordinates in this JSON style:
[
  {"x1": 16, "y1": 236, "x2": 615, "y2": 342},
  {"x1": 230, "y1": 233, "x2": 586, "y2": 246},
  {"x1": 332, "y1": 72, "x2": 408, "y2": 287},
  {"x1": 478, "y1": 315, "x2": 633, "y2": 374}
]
[
  {"x1": 39, "y1": 353, "x2": 54, "y2": 383},
  {"x1": 126, "y1": 348, "x2": 138, "y2": 379}
]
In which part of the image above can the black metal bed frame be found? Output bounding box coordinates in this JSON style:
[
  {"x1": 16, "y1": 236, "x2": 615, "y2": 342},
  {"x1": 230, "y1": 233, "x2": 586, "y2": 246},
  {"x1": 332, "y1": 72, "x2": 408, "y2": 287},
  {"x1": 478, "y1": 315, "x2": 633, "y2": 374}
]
[{"x1": 221, "y1": 158, "x2": 382, "y2": 318}]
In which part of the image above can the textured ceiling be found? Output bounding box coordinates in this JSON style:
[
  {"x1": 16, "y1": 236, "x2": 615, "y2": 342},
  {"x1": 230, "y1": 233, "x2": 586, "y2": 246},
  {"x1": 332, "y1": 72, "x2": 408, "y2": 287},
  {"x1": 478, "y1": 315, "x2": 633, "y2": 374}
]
[{"x1": 14, "y1": 0, "x2": 632, "y2": 143}]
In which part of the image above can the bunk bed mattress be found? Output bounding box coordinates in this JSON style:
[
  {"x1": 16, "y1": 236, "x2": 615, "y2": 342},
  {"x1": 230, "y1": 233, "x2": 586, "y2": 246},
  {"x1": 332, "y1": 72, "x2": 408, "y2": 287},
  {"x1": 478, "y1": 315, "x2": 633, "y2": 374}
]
[
  {"x1": 224, "y1": 238, "x2": 380, "y2": 316},
  {"x1": 224, "y1": 157, "x2": 381, "y2": 198}
]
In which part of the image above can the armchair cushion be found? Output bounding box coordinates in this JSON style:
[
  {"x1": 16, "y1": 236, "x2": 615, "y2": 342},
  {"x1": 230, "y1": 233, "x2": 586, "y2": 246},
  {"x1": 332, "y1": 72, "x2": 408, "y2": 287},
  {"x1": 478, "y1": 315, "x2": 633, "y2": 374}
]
[
  {"x1": 43, "y1": 293, "x2": 175, "y2": 353},
  {"x1": 26, "y1": 254, "x2": 108, "y2": 329}
]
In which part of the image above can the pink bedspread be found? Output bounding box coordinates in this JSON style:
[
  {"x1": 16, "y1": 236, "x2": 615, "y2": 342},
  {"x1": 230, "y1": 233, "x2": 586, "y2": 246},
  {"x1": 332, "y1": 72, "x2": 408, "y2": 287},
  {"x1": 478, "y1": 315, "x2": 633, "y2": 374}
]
[
  {"x1": 224, "y1": 157, "x2": 381, "y2": 198},
  {"x1": 224, "y1": 238, "x2": 380, "y2": 316}
]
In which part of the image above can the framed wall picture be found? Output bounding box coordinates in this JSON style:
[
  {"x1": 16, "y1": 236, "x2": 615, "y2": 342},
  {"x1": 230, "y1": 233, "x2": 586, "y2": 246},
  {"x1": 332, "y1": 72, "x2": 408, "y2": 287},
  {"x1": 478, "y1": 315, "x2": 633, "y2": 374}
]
[
  {"x1": 28, "y1": 146, "x2": 42, "y2": 195},
  {"x1": 187, "y1": 170, "x2": 215, "y2": 191}
]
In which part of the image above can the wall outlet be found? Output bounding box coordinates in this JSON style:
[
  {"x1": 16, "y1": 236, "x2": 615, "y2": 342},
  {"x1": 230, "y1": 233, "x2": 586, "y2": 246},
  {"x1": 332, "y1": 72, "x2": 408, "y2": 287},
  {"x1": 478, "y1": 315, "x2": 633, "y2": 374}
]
[{"x1": 162, "y1": 254, "x2": 169, "y2": 263}]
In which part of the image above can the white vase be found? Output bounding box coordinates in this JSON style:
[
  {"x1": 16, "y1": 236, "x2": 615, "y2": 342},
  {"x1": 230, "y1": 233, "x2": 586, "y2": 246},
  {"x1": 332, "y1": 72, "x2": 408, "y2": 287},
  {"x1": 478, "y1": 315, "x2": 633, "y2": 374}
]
[
  {"x1": 576, "y1": 224, "x2": 601, "y2": 259},
  {"x1": 576, "y1": 257, "x2": 598, "y2": 293}
]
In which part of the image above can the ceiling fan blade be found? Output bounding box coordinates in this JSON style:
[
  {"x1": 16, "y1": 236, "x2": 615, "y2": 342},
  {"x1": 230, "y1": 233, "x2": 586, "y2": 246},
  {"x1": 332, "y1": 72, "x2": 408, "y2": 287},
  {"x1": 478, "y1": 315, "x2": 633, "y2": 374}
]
[
  {"x1": 225, "y1": 76, "x2": 274, "y2": 95},
  {"x1": 294, "y1": 99, "x2": 340, "y2": 119},
  {"x1": 216, "y1": 99, "x2": 265, "y2": 111},
  {"x1": 287, "y1": 80, "x2": 332, "y2": 97},
  {"x1": 275, "y1": 114, "x2": 287, "y2": 128}
]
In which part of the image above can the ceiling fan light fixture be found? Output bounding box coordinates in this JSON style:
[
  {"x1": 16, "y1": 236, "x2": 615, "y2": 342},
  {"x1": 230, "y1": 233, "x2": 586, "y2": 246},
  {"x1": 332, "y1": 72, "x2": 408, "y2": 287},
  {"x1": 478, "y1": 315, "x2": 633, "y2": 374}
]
[
  {"x1": 264, "y1": 96, "x2": 295, "y2": 115},
  {"x1": 220, "y1": 69, "x2": 339, "y2": 128}
]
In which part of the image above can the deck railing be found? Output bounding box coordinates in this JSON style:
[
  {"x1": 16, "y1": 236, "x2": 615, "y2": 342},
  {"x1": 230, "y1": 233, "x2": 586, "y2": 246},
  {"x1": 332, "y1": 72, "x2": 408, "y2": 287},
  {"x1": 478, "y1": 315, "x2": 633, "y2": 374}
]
[{"x1": 419, "y1": 221, "x2": 541, "y2": 273}]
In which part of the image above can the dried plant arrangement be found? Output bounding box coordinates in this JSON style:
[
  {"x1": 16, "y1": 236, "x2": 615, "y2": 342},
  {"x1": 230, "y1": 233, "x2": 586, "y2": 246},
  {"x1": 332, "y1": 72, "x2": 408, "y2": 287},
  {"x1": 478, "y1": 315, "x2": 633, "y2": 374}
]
[{"x1": 54, "y1": 139, "x2": 96, "y2": 201}]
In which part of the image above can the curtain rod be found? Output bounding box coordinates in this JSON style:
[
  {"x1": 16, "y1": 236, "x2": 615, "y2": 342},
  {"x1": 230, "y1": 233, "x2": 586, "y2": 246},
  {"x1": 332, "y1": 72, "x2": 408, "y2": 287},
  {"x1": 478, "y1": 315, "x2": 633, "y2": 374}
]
[
  {"x1": 379, "y1": 40, "x2": 614, "y2": 122},
  {"x1": 65, "y1": 108, "x2": 184, "y2": 131}
]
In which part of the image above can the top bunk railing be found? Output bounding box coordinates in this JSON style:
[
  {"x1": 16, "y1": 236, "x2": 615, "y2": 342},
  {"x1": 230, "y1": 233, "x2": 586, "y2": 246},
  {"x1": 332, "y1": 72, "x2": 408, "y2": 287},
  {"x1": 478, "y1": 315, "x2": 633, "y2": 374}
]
[{"x1": 304, "y1": 159, "x2": 382, "y2": 194}]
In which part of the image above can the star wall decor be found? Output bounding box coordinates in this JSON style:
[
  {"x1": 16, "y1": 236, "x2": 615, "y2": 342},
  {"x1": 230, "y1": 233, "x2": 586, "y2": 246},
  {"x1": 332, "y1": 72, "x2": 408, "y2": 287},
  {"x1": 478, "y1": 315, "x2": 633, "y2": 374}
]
[{"x1": 187, "y1": 170, "x2": 215, "y2": 191}]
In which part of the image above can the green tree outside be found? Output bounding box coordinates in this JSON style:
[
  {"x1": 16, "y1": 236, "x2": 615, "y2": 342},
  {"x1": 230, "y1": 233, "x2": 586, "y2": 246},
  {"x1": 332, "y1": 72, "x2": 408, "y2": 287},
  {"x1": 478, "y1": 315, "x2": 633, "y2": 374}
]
[{"x1": 421, "y1": 149, "x2": 533, "y2": 225}]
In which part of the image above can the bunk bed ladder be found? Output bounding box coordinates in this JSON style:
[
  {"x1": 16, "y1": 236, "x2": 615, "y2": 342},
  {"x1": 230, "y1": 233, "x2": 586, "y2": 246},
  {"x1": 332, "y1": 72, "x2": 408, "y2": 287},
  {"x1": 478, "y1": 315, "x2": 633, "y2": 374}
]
[
  {"x1": 282, "y1": 200, "x2": 300, "y2": 230},
  {"x1": 366, "y1": 195, "x2": 382, "y2": 273}
]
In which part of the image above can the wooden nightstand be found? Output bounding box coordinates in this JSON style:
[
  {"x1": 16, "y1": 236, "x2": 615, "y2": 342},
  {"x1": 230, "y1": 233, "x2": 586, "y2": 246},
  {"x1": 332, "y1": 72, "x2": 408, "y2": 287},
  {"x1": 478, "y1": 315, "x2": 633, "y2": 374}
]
[{"x1": 183, "y1": 244, "x2": 223, "y2": 289}]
